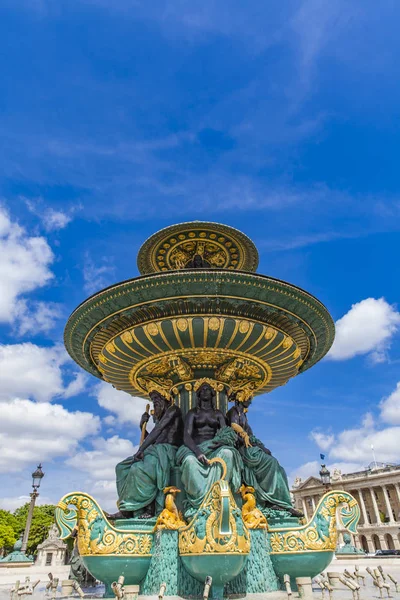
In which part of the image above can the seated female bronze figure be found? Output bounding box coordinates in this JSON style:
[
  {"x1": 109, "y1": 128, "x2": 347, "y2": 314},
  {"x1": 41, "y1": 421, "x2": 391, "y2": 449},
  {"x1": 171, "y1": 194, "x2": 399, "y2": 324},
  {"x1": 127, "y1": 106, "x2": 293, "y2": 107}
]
[{"x1": 176, "y1": 379, "x2": 242, "y2": 517}]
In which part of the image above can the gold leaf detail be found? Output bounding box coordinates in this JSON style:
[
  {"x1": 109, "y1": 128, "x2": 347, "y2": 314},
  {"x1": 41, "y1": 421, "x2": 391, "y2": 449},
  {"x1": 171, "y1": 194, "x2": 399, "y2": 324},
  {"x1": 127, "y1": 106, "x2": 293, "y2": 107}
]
[
  {"x1": 106, "y1": 342, "x2": 116, "y2": 354},
  {"x1": 147, "y1": 323, "x2": 159, "y2": 336},
  {"x1": 239, "y1": 320, "x2": 250, "y2": 334},
  {"x1": 265, "y1": 327, "x2": 274, "y2": 339},
  {"x1": 177, "y1": 318, "x2": 188, "y2": 332},
  {"x1": 208, "y1": 317, "x2": 220, "y2": 331},
  {"x1": 282, "y1": 336, "x2": 293, "y2": 349},
  {"x1": 122, "y1": 331, "x2": 133, "y2": 343}
]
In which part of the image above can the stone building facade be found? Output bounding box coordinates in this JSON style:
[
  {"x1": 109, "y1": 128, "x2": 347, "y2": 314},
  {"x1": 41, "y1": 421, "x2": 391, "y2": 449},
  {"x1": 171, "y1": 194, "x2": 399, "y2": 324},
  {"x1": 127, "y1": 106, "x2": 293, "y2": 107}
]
[
  {"x1": 291, "y1": 463, "x2": 400, "y2": 553},
  {"x1": 36, "y1": 523, "x2": 67, "y2": 567}
]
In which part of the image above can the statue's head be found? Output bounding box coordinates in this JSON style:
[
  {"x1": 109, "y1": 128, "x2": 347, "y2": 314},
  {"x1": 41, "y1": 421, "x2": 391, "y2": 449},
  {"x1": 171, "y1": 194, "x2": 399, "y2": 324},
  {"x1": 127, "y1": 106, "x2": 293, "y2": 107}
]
[
  {"x1": 196, "y1": 382, "x2": 216, "y2": 410},
  {"x1": 229, "y1": 389, "x2": 253, "y2": 409},
  {"x1": 193, "y1": 254, "x2": 204, "y2": 267},
  {"x1": 149, "y1": 390, "x2": 170, "y2": 421}
]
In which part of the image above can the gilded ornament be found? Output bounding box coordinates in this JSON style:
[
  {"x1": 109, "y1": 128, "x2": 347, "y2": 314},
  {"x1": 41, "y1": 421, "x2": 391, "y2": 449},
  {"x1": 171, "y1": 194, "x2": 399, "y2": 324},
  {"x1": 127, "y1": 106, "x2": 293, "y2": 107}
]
[
  {"x1": 147, "y1": 323, "x2": 159, "y2": 336},
  {"x1": 138, "y1": 377, "x2": 172, "y2": 399},
  {"x1": 106, "y1": 342, "x2": 116, "y2": 354},
  {"x1": 168, "y1": 356, "x2": 193, "y2": 381},
  {"x1": 154, "y1": 487, "x2": 186, "y2": 531},
  {"x1": 177, "y1": 318, "x2": 188, "y2": 332},
  {"x1": 193, "y1": 377, "x2": 224, "y2": 393},
  {"x1": 239, "y1": 320, "x2": 250, "y2": 334},
  {"x1": 184, "y1": 383, "x2": 192, "y2": 391},
  {"x1": 239, "y1": 485, "x2": 268, "y2": 529},
  {"x1": 122, "y1": 331, "x2": 133, "y2": 343},
  {"x1": 98, "y1": 354, "x2": 107, "y2": 364},
  {"x1": 268, "y1": 491, "x2": 360, "y2": 554},
  {"x1": 265, "y1": 328, "x2": 275, "y2": 339},
  {"x1": 293, "y1": 347, "x2": 301, "y2": 359},
  {"x1": 208, "y1": 317, "x2": 220, "y2": 331},
  {"x1": 282, "y1": 336, "x2": 294, "y2": 349},
  {"x1": 179, "y1": 479, "x2": 250, "y2": 556},
  {"x1": 55, "y1": 492, "x2": 153, "y2": 557}
]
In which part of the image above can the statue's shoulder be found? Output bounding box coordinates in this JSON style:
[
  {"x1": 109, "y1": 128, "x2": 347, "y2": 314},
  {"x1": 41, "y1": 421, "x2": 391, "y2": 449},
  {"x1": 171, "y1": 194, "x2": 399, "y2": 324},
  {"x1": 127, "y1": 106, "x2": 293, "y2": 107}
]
[{"x1": 167, "y1": 404, "x2": 182, "y2": 417}]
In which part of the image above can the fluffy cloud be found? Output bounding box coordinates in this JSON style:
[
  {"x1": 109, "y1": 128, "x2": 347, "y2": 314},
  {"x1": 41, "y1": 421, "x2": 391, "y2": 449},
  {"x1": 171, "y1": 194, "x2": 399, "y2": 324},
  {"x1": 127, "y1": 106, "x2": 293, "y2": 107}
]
[
  {"x1": 0, "y1": 399, "x2": 100, "y2": 473},
  {"x1": 15, "y1": 301, "x2": 62, "y2": 336},
  {"x1": 380, "y1": 382, "x2": 400, "y2": 425},
  {"x1": 0, "y1": 342, "x2": 86, "y2": 403},
  {"x1": 42, "y1": 208, "x2": 72, "y2": 232},
  {"x1": 327, "y1": 297, "x2": 400, "y2": 362},
  {"x1": 303, "y1": 381, "x2": 400, "y2": 480},
  {"x1": 309, "y1": 431, "x2": 335, "y2": 451},
  {"x1": 83, "y1": 254, "x2": 115, "y2": 295},
  {"x1": 95, "y1": 382, "x2": 150, "y2": 426},
  {"x1": 0, "y1": 207, "x2": 55, "y2": 328},
  {"x1": 67, "y1": 436, "x2": 137, "y2": 510}
]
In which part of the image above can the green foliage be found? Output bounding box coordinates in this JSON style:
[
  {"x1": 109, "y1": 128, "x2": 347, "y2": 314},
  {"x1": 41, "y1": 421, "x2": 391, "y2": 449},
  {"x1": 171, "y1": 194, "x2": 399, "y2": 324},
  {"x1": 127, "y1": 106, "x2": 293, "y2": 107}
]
[
  {"x1": 0, "y1": 503, "x2": 56, "y2": 556},
  {"x1": 0, "y1": 510, "x2": 18, "y2": 552},
  {"x1": 13, "y1": 504, "x2": 56, "y2": 555}
]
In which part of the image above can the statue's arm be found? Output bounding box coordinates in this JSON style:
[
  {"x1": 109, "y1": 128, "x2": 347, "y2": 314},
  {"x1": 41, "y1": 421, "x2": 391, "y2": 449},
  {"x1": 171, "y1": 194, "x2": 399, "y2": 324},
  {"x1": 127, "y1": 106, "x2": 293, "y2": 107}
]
[
  {"x1": 139, "y1": 407, "x2": 177, "y2": 452},
  {"x1": 217, "y1": 411, "x2": 227, "y2": 429}
]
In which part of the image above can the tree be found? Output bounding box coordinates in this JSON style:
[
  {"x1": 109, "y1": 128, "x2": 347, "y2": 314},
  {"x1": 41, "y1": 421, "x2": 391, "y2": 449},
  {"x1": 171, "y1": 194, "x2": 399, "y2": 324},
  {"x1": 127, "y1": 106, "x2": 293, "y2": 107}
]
[
  {"x1": 0, "y1": 510, "x2": 19, "y2": 554},
  {"x1": 13, "y1": 504, "x2": 56, "y2": 556}
]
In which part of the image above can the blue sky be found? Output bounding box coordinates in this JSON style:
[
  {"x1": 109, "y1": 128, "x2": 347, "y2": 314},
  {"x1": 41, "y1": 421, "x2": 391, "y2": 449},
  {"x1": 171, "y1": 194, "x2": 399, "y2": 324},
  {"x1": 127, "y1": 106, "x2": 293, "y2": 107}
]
[{"x1": 1, "y1": 0, "x2": 400, "y2": 511}]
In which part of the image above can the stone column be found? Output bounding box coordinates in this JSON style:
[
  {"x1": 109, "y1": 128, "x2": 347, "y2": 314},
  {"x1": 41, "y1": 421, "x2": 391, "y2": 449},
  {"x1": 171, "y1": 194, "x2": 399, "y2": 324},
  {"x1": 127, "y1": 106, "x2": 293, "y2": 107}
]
[
  {"x1": 311, "y1": 496, "x2": 316, "y2": 512},
  {"x1": 379, "y1": 534, "x2": 388, "y2": 550},
  {"x1": 394, "y1": 483, "x2": 400, "y2": 504},
  {"x1": 365, "y1": 535, "x2": 374, "y2": 553},
  {"x1": 370, "y1": 487, "x2": 382, "y2": 525},
  {"x1": 301, "y1": 498, "x2": 308, "y2": 519},
  {"x1": 358, "y1": 489, "x2": 370, "y2": 525},
  {"x1": 382, "y1": 485, "x2": 395, "y2": 523}
]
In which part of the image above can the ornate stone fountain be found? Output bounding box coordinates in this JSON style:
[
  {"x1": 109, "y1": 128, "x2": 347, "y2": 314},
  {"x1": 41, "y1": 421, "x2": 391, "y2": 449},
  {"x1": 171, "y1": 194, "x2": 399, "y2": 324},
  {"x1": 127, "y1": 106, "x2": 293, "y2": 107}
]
[{"x1": 56, "y1": 221, "x2": 360, "y2": 598}]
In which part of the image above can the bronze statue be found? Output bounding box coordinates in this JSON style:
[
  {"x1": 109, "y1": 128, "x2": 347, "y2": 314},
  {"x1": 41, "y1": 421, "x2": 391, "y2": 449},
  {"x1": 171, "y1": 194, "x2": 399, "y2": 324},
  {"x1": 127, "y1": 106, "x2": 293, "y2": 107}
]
[
  {"x1": 110, "y1": 387, "x2": 183, "y2": 520},
  {"x1": 227, "y1": 392, "x2": 303, "y2": 518},
  {"x1": 176, "y1": 379, "x2": 242, "y2": 516}
]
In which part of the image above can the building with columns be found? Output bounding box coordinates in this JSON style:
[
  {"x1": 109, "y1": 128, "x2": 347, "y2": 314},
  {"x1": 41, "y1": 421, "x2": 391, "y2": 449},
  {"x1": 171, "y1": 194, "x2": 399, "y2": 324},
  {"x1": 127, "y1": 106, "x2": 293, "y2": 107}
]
[{"x1": 291, "y1": 463, "x2": 400, "y2": 553}]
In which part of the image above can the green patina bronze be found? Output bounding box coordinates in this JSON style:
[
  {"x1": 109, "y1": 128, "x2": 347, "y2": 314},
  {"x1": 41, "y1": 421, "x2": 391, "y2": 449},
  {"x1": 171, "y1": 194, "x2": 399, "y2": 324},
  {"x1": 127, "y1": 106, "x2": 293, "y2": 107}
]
[
  {"x1": 55, "y1": 222, "x2": 359, "y2": 598},
  {"x1": 0, "y1": 537, "x2": 33, "y2": 564}
]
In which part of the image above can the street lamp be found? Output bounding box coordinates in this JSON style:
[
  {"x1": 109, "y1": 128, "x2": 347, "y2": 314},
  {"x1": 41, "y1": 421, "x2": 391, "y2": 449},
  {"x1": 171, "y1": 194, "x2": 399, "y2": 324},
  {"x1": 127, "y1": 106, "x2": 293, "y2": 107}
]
[
  {"x1": 21, "y1": 464, "x2": 45, "y2": 554},
  {"x1": 319, "y1": 463, "x2": 331, "y2": 487}
]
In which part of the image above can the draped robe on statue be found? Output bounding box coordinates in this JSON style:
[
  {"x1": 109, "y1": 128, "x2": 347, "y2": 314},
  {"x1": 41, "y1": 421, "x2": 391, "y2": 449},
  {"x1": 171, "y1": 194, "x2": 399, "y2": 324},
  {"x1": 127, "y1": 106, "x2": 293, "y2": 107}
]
[
  {"x1": 176, "y1": 427, "x2": 242, "y2": 515},
  {"x1": 116, "y1": 444, "x2": 177, "y2": 514},
  {"x1": 227, "y1": 404, "x2": 292, "y2": 511}
]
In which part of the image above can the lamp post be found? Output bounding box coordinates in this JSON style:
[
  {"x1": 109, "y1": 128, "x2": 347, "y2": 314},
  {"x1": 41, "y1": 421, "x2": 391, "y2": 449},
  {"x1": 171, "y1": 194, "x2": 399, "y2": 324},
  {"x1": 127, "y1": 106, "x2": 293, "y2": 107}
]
[
  {"x1": 21, "y1": 464, "x2": 44, "y2": 554},
  {"x1": 319, "y1": 463, "x2": 331, "y2": 488}
]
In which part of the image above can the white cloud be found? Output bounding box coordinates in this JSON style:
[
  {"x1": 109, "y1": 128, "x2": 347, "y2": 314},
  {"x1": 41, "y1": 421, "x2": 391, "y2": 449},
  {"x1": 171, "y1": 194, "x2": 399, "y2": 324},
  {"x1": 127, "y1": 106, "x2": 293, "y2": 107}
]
[
  {"x1": 0, "y1": 399, "x2": 100, "y2": 473},
  {"x1": 15, "y1": 301, "x2": 62, "y2": 336},
  {"x1": 0, "y1": 206, "x2": 55, "y2": 327},
  {"x1": 95, "y1": 382, "x2": 150, "y2": 426},
  {"x1": 330, "y1": 422, "x2": 400, "y2": 465},
  {"x1": 380, "y1": 382, "x2": 400, "y2": 425},
  {"x1": 327, "y1": 297, "x2": 400, "y2": 362},
  {"x1": 83, "y1": 254, "x2": 115, "y2": 295},
  {"x1": 42, "y1": 208, "x2": 72, "y2": 232},
  {"x1": 0, "y1": 342, "x2": 86, "y2": 403},
  {"x1": 63, "y1": 372, "x2": 88, "y2": 399},
  {"x1": 67, "y1": 436, "x2": 137, "y2": 510},
  {"x1": 0, "y1": 495, "x2": 55, "y2": 512},
  {"x1": 309, "y1": 431, "x2": 335, "y2": 451}
]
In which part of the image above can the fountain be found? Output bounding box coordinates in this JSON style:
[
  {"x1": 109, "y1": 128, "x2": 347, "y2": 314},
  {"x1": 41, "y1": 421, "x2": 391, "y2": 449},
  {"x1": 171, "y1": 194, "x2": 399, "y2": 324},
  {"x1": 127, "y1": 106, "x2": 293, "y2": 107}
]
[{"x1": 56, "y1": 221, "x2": 360, "y2": 598}]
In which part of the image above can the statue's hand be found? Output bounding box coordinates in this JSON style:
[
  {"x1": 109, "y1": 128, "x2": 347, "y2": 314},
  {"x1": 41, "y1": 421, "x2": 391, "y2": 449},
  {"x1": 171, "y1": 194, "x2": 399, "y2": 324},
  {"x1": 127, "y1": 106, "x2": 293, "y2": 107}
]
[
  {"x1": 133, "y1": 450, "x2": 144, "y2": 462},
  {"x1": 139, "y1": 412, "x2": 150, "y2": 429},
  {"x1": 197, "y1": 453, "x2": 210, "y2": 466}
]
